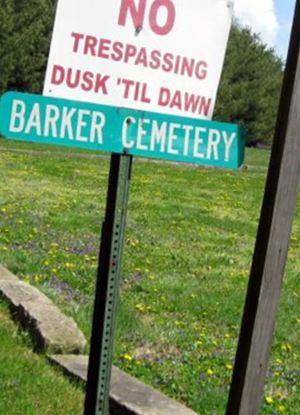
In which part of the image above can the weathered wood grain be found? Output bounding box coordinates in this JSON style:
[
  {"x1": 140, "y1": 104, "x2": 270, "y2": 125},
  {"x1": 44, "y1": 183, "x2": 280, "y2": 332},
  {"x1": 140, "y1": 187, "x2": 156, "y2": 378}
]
[{"x1": 226, "y1": 1, "x2": 300, "y2": 414}]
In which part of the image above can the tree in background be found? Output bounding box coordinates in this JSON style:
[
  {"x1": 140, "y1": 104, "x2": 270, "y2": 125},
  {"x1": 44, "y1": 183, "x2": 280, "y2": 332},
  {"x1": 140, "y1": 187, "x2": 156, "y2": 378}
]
[
  {"x1": 215, "y1": 24, "x2": 283, "y2": 144},
  {"x1": 0, "y1": 0, "x2": 53, "y2": 95},
  {"x1": 0, "y1": 0, "x2": 15, "y2": 94},
  {"x1": 0, "y1": 4, "x2": 283, "y2": 145}
]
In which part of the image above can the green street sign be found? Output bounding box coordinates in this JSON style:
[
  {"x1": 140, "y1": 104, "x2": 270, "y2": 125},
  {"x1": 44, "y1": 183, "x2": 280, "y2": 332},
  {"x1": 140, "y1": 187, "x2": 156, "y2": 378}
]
[{"x1": 0, "y1": 92, "x2": 245, "y2": 169}]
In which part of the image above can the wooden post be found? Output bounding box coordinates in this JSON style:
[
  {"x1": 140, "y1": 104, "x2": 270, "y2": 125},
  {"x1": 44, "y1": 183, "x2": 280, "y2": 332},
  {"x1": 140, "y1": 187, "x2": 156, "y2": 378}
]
[{"x1": 226, "y1": 1, "x2": 300, "y2": 414}]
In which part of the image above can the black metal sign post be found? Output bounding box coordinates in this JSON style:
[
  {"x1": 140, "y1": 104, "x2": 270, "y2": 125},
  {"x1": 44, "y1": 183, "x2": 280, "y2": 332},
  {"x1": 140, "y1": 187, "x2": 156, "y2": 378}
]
[
  {"x1": 84, "y1": 153, "x2": 132, "y2": 415},
  {"x1": 226, "y1": 1, "x2": 300, "y2": 414}
]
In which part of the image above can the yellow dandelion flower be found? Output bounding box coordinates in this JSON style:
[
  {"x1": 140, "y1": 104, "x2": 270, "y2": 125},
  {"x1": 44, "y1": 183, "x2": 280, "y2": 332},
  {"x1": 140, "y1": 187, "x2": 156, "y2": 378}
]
[
  {"x1": 135, "y1": 303, "x2": 145, "y2": 312},
  {"x1": 281, "y1": 343, "x2": 292, "y2": 353},
  {"x1": 206, "y1": 369, "x2": 214, "y2": 376},
  {"x1": 265, "y1": 396, "x2": 274, "y2": 405}
]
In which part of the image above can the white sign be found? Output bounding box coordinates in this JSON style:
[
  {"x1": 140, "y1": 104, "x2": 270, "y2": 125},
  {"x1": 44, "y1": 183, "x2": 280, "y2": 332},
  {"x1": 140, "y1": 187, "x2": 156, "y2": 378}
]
[{"x1": 44, "y1": 0, "x2": 233, "y2": 120}]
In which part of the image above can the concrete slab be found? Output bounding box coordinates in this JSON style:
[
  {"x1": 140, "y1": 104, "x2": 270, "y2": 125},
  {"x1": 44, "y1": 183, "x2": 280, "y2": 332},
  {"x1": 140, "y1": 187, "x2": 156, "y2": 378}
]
[
  {"x1": 1, "y1": 266, "x2": 197, "y2": 415},
  {"x1": 49, "y1": 355, "x2": 197, "y2": 415},
  {"x1": 18, "y1": 301, "x2": 86, "y2": 354},
  {"x1": 0, "y1": 265, "x2": 19, "y2": 281},
  {"x1": 0, "y1": 266, "x2": 86, "y2": 354},
  {"x1": 0, "y1": 280, "x2": 52, "y2": 309}
]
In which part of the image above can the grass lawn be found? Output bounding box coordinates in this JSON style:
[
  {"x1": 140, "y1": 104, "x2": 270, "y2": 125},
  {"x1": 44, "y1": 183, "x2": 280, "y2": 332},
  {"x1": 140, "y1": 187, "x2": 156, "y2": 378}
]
[
  {"x1": 0, "y1": 138, "x2": 299, "y2": 414},
  {"x1": 0, "y1": 301, "x2": 84, "y2": 414}
]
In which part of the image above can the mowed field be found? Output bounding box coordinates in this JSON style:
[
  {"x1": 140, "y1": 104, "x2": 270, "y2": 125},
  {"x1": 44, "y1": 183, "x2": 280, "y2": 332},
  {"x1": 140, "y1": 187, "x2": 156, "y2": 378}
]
[{"x1": 0, "y1": 138, "x2": 299, "y2": 414}]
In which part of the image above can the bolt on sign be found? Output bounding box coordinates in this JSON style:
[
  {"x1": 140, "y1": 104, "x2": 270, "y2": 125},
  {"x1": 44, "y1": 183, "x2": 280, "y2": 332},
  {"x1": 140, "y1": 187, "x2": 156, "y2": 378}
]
[{"x1": 44, "y1": 0, "x2": 233, "y2": 121}]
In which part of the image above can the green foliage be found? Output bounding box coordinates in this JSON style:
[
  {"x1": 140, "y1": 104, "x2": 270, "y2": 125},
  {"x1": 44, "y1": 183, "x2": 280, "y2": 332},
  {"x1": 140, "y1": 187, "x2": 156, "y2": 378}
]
[
  {"x1": 215, "y1": 24, "x2": 283, "y2": 143},
  {"x1": 0, "y1": 0, "x2": 15, "y2": 94},
  {"x1": 0, "y1": 0, "x2": 53, "y2": 95}
]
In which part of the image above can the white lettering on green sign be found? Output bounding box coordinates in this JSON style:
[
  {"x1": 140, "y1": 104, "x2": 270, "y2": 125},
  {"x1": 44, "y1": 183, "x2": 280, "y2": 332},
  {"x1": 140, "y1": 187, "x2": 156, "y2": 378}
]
[
  {"x1": 9, "y1": 99, "x2": 106, "y2": 144},
  {"x1": 0, "y1": 92, "x2": 245, "y2": 169}
]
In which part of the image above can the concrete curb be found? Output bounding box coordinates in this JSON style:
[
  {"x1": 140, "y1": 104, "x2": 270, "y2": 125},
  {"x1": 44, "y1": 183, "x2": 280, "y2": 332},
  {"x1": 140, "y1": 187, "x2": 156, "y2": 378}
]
[
  {"x1": 0, "y1": 265, "x2": 19, "y2": 281},
  {"x1": 0, "y1": 266, "x2": 86, "y2": 354},
  {"x1": 0, "y1": 265, "x2": 197, "y2": 415},
  {"x1": 49, "y1": 355, "x2": 197, "y2": 415}
]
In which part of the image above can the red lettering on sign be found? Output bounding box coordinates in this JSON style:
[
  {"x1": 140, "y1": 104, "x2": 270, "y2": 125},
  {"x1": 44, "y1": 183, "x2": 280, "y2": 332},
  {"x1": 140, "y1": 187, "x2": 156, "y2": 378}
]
[
  {"x1": 118, "y1": 0, "x2": 176, "y2": 36},
  {"x1": 124, "y1": 44, "x2": 137, "y2": 62},
  {"x1": 195, "y1": 61, "x2": 208, "y2": 80},
  {"x1": 98, "y1": 39, "x2": 111, "y2": 59},
  {"x1": 158, "y1": 87, "x2": 212, "y2": 116},
  {"x1": 118, "y1": 0, "x2": 146, "y2": 29},
  {"x1": 50, "y1": 65, "x2": 110, "y2": 95},
  {"x1": 71, "y1": 32, "x2": 84, "y2": 52},
  {"x1": 69, "y1": 32, "x2": 208, "y2": 81},
  {"x1": 51, "y1": 65, "x2": 65, "y2": 85},
  {"x1": 149, "y1": 0, "x2": 176, "y2": 36},
  {"x1": 83, "y1": 36, "x2": 98, "y2": 56}
]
